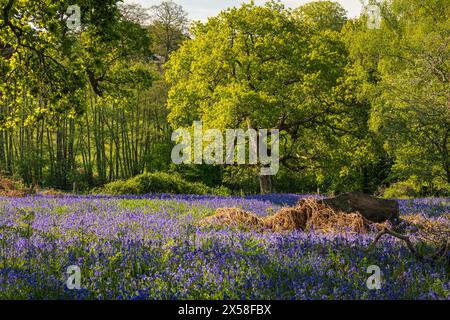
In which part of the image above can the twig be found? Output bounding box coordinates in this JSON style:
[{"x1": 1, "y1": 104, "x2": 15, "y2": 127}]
[{"x1": 370, "y1": 227, "x2": 449, "y2": 264}]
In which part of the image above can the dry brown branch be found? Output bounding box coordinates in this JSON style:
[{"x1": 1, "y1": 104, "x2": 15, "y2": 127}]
[
  {"x1": 370, "y1": 227, "x2": 449, "y2": 264},
  {"x1": 371, "y1": 227, "x2": 423, "y2": 260},
  {"x1": 402, "y1": 214, "x2": 450, "y2": 245}
]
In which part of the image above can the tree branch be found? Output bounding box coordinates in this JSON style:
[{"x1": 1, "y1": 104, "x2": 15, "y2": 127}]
[{"x1": 370, "y1": 227, "x2": 449, "y2": 264}]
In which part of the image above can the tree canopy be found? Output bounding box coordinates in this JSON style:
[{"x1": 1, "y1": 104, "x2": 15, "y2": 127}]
[
  {"x1": 166, "y1": 1, "x2": 373, "y2": 193},
  {"x1": 0, "y1": 0, "x2": 448, "y2": 196}
]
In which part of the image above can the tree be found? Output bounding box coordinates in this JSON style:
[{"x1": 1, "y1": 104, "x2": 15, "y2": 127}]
[
  {"x1": 0, "y1": 0, "x2": 131, "y2": 123},
  {"x1": 119, "y1": 3, "x2": 150, "y2": 25},
  {"x1": 165, "y1": 1, "x2": 363, "y2": 194},
  {"x1": 294, "y1": 0, "x2": 347, "y2": 32},
  {"x1": 0, "y1": 0, "x2": 157, "y2": 189},
  {"x1": 351, "y1": 0, "x2": 450, "y2": 194},
  {"x1": 149, "y1": 0, "x2": 188, "y2": 61}
]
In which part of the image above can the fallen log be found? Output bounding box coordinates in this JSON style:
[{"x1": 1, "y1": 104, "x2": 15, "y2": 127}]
[{"x1": 322, "y1": 192, "x2": 400, "y2": 224}]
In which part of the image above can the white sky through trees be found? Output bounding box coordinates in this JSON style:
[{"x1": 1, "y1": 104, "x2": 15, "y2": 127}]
[{"x1": 124, "y1": 0, "x2": 364, "y2": 21}]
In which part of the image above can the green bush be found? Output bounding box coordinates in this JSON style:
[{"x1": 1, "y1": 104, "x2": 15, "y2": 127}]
[
  {"x1": 99, "y1": 172, "x2": 231, "y2": 195},
  {"x1": 383, "y1": 181, "x2": 419, "y2": 199},
  {"x1": 210, "y1": 185, "x2": 232, "y2": 196},
  {"x1": 383, "y1": 176, "x2": 450, "y2": 198}
]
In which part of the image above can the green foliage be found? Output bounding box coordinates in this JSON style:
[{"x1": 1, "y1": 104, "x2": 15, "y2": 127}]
[
  {"x1": 0, "y1": 0, "x2": 449, "y2": 196},
  {"x1": 383, "y1": 177, "x2": 450, "y2": 198},
  {"x1": 165, "y1": 1, "x2": 374, "y2": 194},
  {"x1": 348, "y1": 0, "x2": 450, "y2": 193},
  {"x1": 222, "y1": 167, "x2": 260, "y2": 195},
  {"x1": 99, "y1": 171, "x2": 231, "y2": 195},
  {"x1": 170, "y1": 163, "x2": 225, "y2": 187},
  {"x1": 221, "y1": 166, "x2": 318, "y2": 195},
  {"x1": 0, "y1": 1, "x2": 163, "y2": 190},
  {"x1": 0, "y1": 0, "x2": 153, "y2": 125},
  {"x1": 383, "y1": 179, "x2": 421, "y2": 199},
  {"x1": 293, "y1": 0, "x2": 347, "y2": 32}
]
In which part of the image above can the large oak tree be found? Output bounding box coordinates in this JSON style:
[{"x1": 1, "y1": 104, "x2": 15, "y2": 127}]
[{"x1": 166, "y1": 1, "x2": 368, "y2": 193}]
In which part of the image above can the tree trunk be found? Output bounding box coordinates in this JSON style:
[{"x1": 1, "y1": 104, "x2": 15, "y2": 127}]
[{"x1": 259, "y1": 174, "x2": 272, "y2": 194}]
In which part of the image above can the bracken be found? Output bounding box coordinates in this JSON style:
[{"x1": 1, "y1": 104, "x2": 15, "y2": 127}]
[{"x1": 201, "y1": 198, "x2": 370, "y2": 234}]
